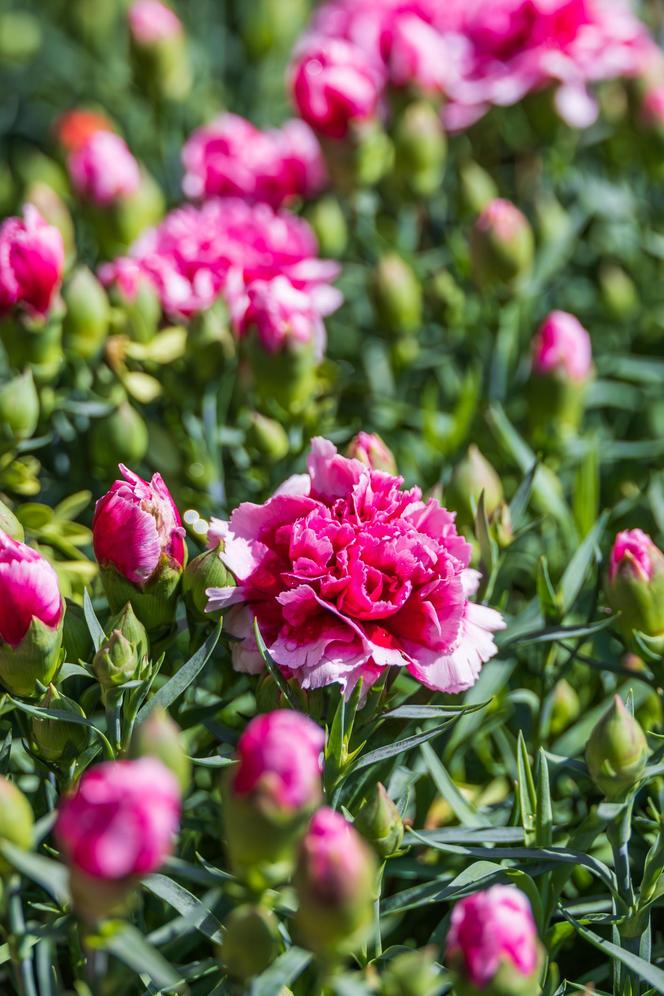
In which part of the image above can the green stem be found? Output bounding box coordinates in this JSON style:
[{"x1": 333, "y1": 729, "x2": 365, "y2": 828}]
[
  {"x1": 7, "y1": 875, "x2": 37, "y2": 996},
  {"x1": 607, "y1": 798, "x2": 639, "y2": 996}
]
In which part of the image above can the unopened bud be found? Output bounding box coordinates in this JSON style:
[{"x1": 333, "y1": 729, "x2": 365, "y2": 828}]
[
  {"x1": 128, "y1": 0, "x2": 192, "y2": 103},
  {"x1": 447, "y1": 445, "x2": 503, "y2": 528},
  {"x1": 346, "y1": 432, "x2": 397, "y2": 474},
  {"x1": 373, "y1": 254, "x2": 422, "y2": 337},
  {"x1": 92, "y1": 629, "x2": 139, "y2": 694},
  {"x1": 0, "y1": 776, "x2": 34, "y2": 877},
  {"x1": 63, "y1": 266, "x2": 110, "y2": 361},
  {"x1": 246, "y1": 413, "x2": 290, "y2": 463},
  {"x1": 305, "y1": 196, "x2": 348, "y2": 258},
  {"x1": 219, "y1": 904, "x2": 281, "y2": 981},
  {"x1": 30, "y1": 684, "x2": 88, "y2": 767},
  {"x1": 599, "y1": 262, "x2": 638, "y2": 320},
  {"x1": 605, "y1": 530, "x2": 664, "y2": 653},
  {"x1": 106, "y1": 602, "x2": 149, "y2": 664},
  {"x1": 459, "y1": 160, "x2": 498, "y2": 216},
  {"x1": 380, "y1": 948, "x2": 441, "y2": 996},
  {"x1": 586, "y1": 695, "x2": 648, "y2": 799},
  {"x1": 238, "y1": 0, "x2": 307, "y2": 59},
  {"x1": 355, "y1": 782, "x2": 404, "y2": 859},
  {"x1": 470, "y1": 199, "x2": 534, "y2": 292},
  {"x1": 527, "y1": 311, "x2": 592, "y2": 442},
  {"x1": 549, "y1": 678, "x2": 580, "y2": 736},
  {"x1": 0, "y1": 369, "x2": 39, "y2": 444},
  {"x1": 393, "y1": 101, "x2": 446, "y2": 198},
  {"x1": 89, "y1": 401, "x2": 149, "y2": 472},
  {"x1": 25, "y1": 182, "x2": 75, "y2": 259},
  {"x1": 183, "y1": 544, "x2": 233, "y2": 624},
  {"x1": 129, "y1": 706, "x2": 190, "y2": 792},
  {"x1": 249, "y1": 337, "x2": 318, "y2": 415}
]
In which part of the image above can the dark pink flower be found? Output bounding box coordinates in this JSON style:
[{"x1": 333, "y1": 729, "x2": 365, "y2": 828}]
[
  {"x1": 532, "y1": 310, "x2": 592, "y2": 381},
  {"x1": 55, "y1": 758, "x2": 181, "y2": 879},
  {"x1": 292, "y1": 37, "x2": 384, "y2": 139},
  {"x1": 609, "y1": 529, "x2": 660, "y2": 583},
  {"x1": 69, "y1": 131, "x2": 141, "y2": 206},
  {"x1": 128, "y1": 0, "x2": 182, "y2": 45},
  {"x1": 0, "y1": 531, "x2": 63, "y2": 648},
  {"x1": 298, "y1": 807, "x2": 373, "y2": 904},
  {"x1": 206, "y1": 437, "x2": 504, "y2": 696},
  {"x1": 92, "y1": 465, "x2": 185, "y2": 586},
  {"x1": 233, "y1": 710, "x2": 324, "y2": 810},
  {"x1": 446, "y1": 885, "x2": 540, "y2": 988},
  {"x1": 0, "y1": 206, "x2": 64, "y2": 317}
]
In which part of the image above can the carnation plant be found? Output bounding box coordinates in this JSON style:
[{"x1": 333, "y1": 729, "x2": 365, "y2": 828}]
[{"x1": 0, "y1": 0, "x2": 664, "y2": 994}]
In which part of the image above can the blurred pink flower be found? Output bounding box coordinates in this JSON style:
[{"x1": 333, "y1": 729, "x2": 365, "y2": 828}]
[
  {"x1": 128, "y1": 0, "x2": 182, "y2": 45},
  {"x1": 641, "y1": 83, "x2": 664, "y2": 127},
  {"x1": 92, "y1": 465, "x2": 185, "y2": 586},
  {"x1": 0, "y1": 531, "x2": 63, "y2": 648},
  {"x1": 446, "y1": 885, "x2": 540, "y2": 987},
  {"x1": 206, "y1": 436, "x2": 504, "y2": 696},
  {"x1": 0, "y1": 205, "x2": 64, "y2": 317},
  {"x1": 182, "y1": 114, "x2": 326, "y2": 206},
  {"x1": 532, "y1": 310, "x2": 592, "y2": 381},
  {"x1": 298, "y1": 807, "x2": 373, "y2": 903},
  {"x1": 55, "y1": 758, "x2": 181, "y2": 879},
  {"x1": 233, "y1": 711, "x2": 324, "y2": 810},
  {"x1": 69, "y1": 131, "x2": 141, "y2": 206},
  {"x1": 609, "y1": 529, "x2": 660, "y2": 583}
]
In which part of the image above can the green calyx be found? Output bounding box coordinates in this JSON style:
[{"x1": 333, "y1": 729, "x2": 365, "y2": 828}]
[
  {"x1": 586, "y1": 695, "x2": 648, "y2": 799},
  {"x1": 0, "y1": 614, "x2": 64, "y2": 698}
]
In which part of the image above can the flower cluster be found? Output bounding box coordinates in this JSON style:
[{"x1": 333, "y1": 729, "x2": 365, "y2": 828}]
[
  {"x1": 291, "y1": 0, "x2": 660, "y2": 136},
  {"x1": 101, "y1": 197, "x2": 341, "y2": 354},
  {"x1": 182, "y1": 113, "x2": 326, "y2": 207},
  {"x1": 206, "y1": 436, "x2": 505, "y2": 695}
]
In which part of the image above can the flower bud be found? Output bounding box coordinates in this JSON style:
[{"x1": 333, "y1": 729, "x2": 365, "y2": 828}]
[
  {"x1": 220, "y1": 904, "x2": 281, "y2": 981},
  {"x1": 586, "y1": 695, "x2": 648, "y2": 799},
  {"x1": 93, "y1": 466, "x2": 186, "y2": 631},
  {"x1": 29, "y1": 683, "x2": 88, "y2": 767},
  {"x1": 599, "y1": 262, "x2": 637, "y2": 320},
  {"x1": 292, "y1": 39, "x2": 381, "y2": 141},
  {"x1": 129, "y1": 706, "x2": 191, "y2": 792},
  {"x1": 372, "y1": 254, "x2": 422, "y2": 337},
  {"x1": 393, "y1": 101, "x2": 446, "y2": 198},
  {"x1": 355, "y1": 782, "x2": 404, "y2": 859},
  {"x1": 246, "y1": 413, "x2": 290, "y2": 463},
  {"x1": 459, "y1": 160, "x2": 498, "y2": 216},
  {"x1": 249, "y1": 336, "x2": 318, "y2": 415},
  {"x1": 447, "y1": 445, "x2": 504, "y2": 529},
  {"x1": 106, "y1": 601, "x2": 149, "y2": 663},
  {"x1": 55, "y1": 758, "x2": 181, "y2": 920},
  {"x1": 0, "y1": 205, "x2": 64, "y2": 319},
  {"x1": 293, "y1": 807, "x2": 377, "y2": 956},
  {"x1": 549, "y1": 678, "x2": 580, "y2": 736},
  {"x1": 238, "y1": 0, "x2": 307, "y2": 59},
  {"x1": 0, "y1": 532, "x2": 64, "y2": 697},
  {"x1": 445, "y1": 886, "x2": 542, "y2": 996},
  {"x1": 89, "y1": 401, "x2": 149, "y2": 472},
  {"x1": 527, "y1": 311, "x2": 592, "y2": 441},
  {"x1": 92, "y1": 629, "x2": 140, "y2": 695},
  {"x1": 24, "y1": 182, "x2": 75, "y2": 260},
  {"x1": 305, "y1": 197, "x2": 348, "y2": 259},
  {"x1": 0, "y1": 500, "x2": 23, "y2": 541},
  {"x1": 380, "y1": 948, "x2": 440, "y2": 996},
  {"x1": 470, "y1": 199, "x2": 534, "y2": 291},
  {"x1": 221, "y1": 711, "x2": 324, "y2": 886},
  {"x1": 62, "y1": 266, "x2": 110, "y2": 361},
  {"x1": 0, "y1": 369, "x2": 39, "y2": 445},
  {"x1": 128, "y1": 0, "x2": 191, "y2": 103},
  {"x1": 0, "y1": 776, "x2": 34, "y2": 876},
  {"x1": 605, "y1": 530, "x2": 664, "y2": 653},
  {"x1": 346, "y1": 432, "x2": 397, "y2": 474},
  {"x1": 183, "y1": 544, "x2": 233, "y2": 624},
  {"x1": 69, "y1": 131, "x2": 140, "y2": 207},
  {"x1": 103, "y1": 262, "x2": 161, "y2": 342}
]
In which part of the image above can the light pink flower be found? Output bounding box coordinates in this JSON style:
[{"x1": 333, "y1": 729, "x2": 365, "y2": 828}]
[
  {"x1": 0, "y1": 205, "x2": 64, "y2": 317},
  {"x1": 69, "y1": 131, "x2": 141, "y2": 206},
  {"x1": 609, "y1": 529, "x2": 660, "y2": 583},
  {"x1": 206, "y1": 437, "x2": 504, "y2": 696},
  {"x1": 0, "y1": 531, "x2": 63, "y2": 648},
  {"x1": 532, "y1": 310, "x2": 592, "y2": 381},
  {"x1": 92, "y1": 465, "x2": 185, "y2": 586},
  {"x1": 55, "y1": 758, "x2": 181, "y2": 879},
  {"x1": 446, "y1": 885, "x2": 540, "y2": 988},
  {"x1": 298, "y1": 807, "x2": 372, "y2": 903},
  {"x1": 291, "y1": 37, "x2": 384, "y2": 139},
  {"x1": 233, "y1": 711, "x2": 324, "y2": 810},
  {"x1": 388, "y1": 14, "x2": 452, "y2": 93},
  {"x1": 346, "y1": 432, "x2": 396, "y2": 474},
  {"x1": 128, "y1": 0, "x2": 182, "y2": 45},
  {"x1": 182, "y1": 114, "x2": 326, "y2": 206}
]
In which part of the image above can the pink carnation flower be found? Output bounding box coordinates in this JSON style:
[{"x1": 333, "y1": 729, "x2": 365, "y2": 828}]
[
  {"x1": 532, "y1": 310, "x2": 592, "y2": 381},
  {"x1": 69, "y1": 131, "x2": 141, "y2": 206},
  {"x1": 128, "y1": 0, "x2": 182, "y2": 45},
  {"x1": 446, "y1": 885, "x2": 540, "y2": 988},
  {"x1": 609, "y1": 529, "x2": 660, "y2": 583},
  {"x1": 55, "y1": 758, "x2": 181, "y2": 879},
  {"x1": 0, "y1": 531, "x2": 63, "y2": 648},
  {"x1": 298, "y1": 807, "x2": 372, "y2": 903},
  {"x1": 233, "y1": 710, "x2": 324, "y2": 810},
  {"x1": 0, "y1": 205, "x2": 64, "y2": 318},
  {"x1": 206, "y1": 437, "x2": 504, "y2": 696},
  {"x1": 92, "y1": 465, "x2": 185, "y2": 587}
]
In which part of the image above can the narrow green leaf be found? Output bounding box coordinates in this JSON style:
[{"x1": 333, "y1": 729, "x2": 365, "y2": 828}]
[
  {"x1": 0, "y1": 843, "x2": 69, "y2": 905},
  {"x1": 573, "y1": 443, "x2": 599, "y2": 538},
  {"x1": 383, "y1": 701, "x2": 490, "y2": 721},
  {"x1": 559, "y1": 907, "x2": 664, "y2": 991},
  {"x1": 517, "y1": 732, "x2": 537, "y2": 844},
  {"x1": 253, "y1": 619, "x2": 299, "y2": 710},
  {"x1": 83, "y1": 589, "x2": 106, "y2": 652},
  {"x1": 8, "y1": 696, "x2": 113, "y2": 759},
  {"x1": 559, "y1": 511, "x2": 608, "y2": 613},
  {"x1": 420, "y1": 741, "x2": 488, "y2": 828},
  {"x1": 137, "y1": 623, "x2": 221, "y2": 722},
  {"x1": 144, "y1": 874, "x2": 223, "y2": 943},
  {"x1": 351, "y1": 720, "x2": 456, "y2": 774},
  {"x1": 507, "y1": 616, "x2": 616, "y2": 646},
  {"x1": 103, "y1": 922, "x2": 182, "y2": 991},
  {"x1": 249, "y1": 947, "x2": 312, "y2": 996},
  {"x1": 535, "y1": 749, "x2": 553, "y2": 847},
  {"x1": 509, "y1": 461, "x2": 538, "y2": 529}
]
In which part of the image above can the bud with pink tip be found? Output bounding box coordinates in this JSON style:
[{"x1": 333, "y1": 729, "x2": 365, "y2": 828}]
[
  {"x1": 92, "y1": 465, "x2": 186, "y2": 631},
  {"x1": 0, "y1": 531, "x2": 64, "y2": 697},
  {"x1": 528, "y1": 310, "x2": 592, "y2": 442},
  {"x1": 128, "y1": 0, "x2": 191, "y2": 103},
  {"x1": 470, "y1": 199, "x2": 534, "y2": 291},
  {"x1": 55, "y1": 757, "x2": 181, "y2": 920},
  {"x1": 346, "y1": 432, "x2": 397, "y2": 474},
  {"x1": 445, "y1": 886, "x2": 543, "y2": 995},
  {"x1": 293, "y1": 807, "x2": 377, "y2": 956},
  {"x1": 222, "y1": 710, "x2": 324, "y2": 886},
  {"x1": 0, "y1": 205, "x2": 64, "y2": 318},
  {"x1": 69, "y1": 131, "x2": 141, "y2": 207},
  {"x1": 606, "y1": 529, "x2": 664, "y2": 653}
]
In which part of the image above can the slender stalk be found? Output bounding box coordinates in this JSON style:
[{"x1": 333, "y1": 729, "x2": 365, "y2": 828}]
[
  {"x1": 7, "y1": 875, "x2": 37, "y2": 996},
  {"x1": 607, "y1": 798, "x2": 639, "y2": 996}
]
